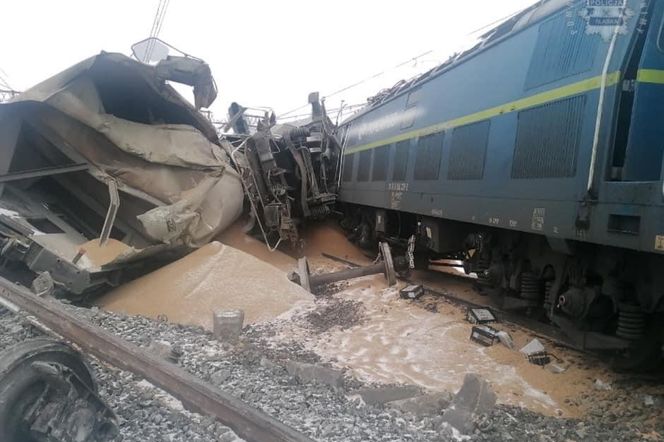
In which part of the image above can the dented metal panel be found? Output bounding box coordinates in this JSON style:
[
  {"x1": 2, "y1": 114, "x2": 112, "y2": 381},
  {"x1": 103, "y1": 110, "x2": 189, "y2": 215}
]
[{"x1": 0, "y1": 52, "x2": 243, "y2": 296}]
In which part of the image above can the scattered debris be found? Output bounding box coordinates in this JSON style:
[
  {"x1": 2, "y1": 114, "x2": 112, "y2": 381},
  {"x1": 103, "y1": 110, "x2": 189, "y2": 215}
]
[
  {"x1": 31, "y1": 271, "x2": 55, "y2": 295},
  {"x1": 385, "y1": 391, "x2": 454, "y2": 416},
  {"x1": 0, "y1": 290, "x2": 656, "y2": 442},
  {"x1": 546, "y1": 362, "x2": 568, "y2": 374},
  {"x1": 285, "y1": 361, "x2": 344, "y2": 390},
  {"x1": 353, "y1": 385, "x2": 423, "y2": 406},
  {"x1": 421, "y1": 301, "x2": 439, "y2": 313},
  {"x1": 289, "y1": 242, "x2": 404, "y2": 293},
  {"x1": 147, "y1": 339, "x2": 181, "y2": 363},
  {"x1": 400, "y1": 284, "x2": 424, "y2": 300},
  {"x1": 520, "y1": 338, "x2": 546, "y2": 356},
  {"x1": 213, "y1": 309, "x2": 245, "y2": 342},
  {"x1": 594, "y1": 379, "x2": 613, "y2": 391},
  {"x1": 495, "y1": 330, "x2": 514, "y2": 350},
  {"x1": 442, "y1": 373, "x2": 497, "y2": 434},
  {"x1": 470, "y1": 325, "x2": 498, "y2": 347},
  {"x1": 466, "y1": 307, "x2": 497, "y2": 325},
  {"x1": 527, "y1": 351, "x2": 552, "y2": 366}
]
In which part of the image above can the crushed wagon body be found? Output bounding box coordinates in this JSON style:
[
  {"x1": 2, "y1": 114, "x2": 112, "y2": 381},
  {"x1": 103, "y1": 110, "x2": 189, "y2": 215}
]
[{"x1": 0, "y1": 52, "x2": 243, "y2": 297}]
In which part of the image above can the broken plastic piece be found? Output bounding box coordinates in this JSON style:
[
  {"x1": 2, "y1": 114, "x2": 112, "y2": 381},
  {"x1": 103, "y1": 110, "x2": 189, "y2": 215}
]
[
  {"x1": 470, "y1": 325, "x2": 498, "y2": 347},
  {"x1": 546, "y1": 362, "x2": 568, "y2": 374},
  {"x1": 400, "y1": 285, "x2": 424, "y2": 300},
  {"x1": 466, "y1": 308, "x2": 496, "y2": 324},
  {"x1": 519, "y1": 338, "x2": 545, "y2": 355},
  {"x1": 495, "y1": 330, "x2": 514, "y2": 349},
  {"x1": 593, "y1": 379, "x2": 612, "y2": 391},
  {"x1": 526, "y1": 351, "x2": 551, "y2": 366}
]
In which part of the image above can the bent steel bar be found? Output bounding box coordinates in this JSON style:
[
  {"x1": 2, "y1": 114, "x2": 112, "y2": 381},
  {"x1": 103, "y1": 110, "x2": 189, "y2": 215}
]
[
  {"x1": 0, "y1": 277, "x2": 315, "y2": 442},
  {"x1": 0, "y1": 163, "x2": 89, "y2": 183}
]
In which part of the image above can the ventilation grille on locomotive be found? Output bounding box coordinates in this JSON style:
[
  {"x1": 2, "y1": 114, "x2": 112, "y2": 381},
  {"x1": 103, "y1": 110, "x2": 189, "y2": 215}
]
[
  {"x1": 372, "y1": 145, "x2": 390, "y2": 181},
  {"x1": 357, "y1": 150, "x2": 372, "y2": 182},
  {"x1": 448, "y1": 120, "x2": 491, "y2": 180},
  {"x1": 512, "y1": 95, "x2": 586, "y2": 179},
  {"x1": 392, "y1": 140, "x2": 410, "y2": 181},
  {"x1": 414, "y1": 132, "x2": 444, "y2": 180},
  {"x1": 525, "y1": 12, "x2": 598, "y2": 90}
]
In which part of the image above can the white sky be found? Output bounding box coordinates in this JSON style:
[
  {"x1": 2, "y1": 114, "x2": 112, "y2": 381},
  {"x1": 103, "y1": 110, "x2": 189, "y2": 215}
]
[{"x1": 1, "y1": 0, "x2": 537, "y2": 122}]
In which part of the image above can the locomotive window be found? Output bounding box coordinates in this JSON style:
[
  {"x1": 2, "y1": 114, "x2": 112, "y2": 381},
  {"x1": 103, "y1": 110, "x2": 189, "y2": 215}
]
[
  {"x1": 392, "y1": 140, "x2": 410, "y2": 181},
  {"x1": 659, "y1": 15, "x2": 664, "y2": 51},
  {"x1": 414, "y1": 132, "x2": 444, "y2": 180},
  {"x1": 357, "y1": 150, "x2": 372, "y2": 182},
  {"x1": 342, "y1": 153, "x2": 355, "y2": 182},
  {"x1": 371, "y1": 145, "x2": 389, "y2": 181},
  {"x1": 401, "y1": 88, "x2": 422, "y2": 130},
  {"x1": 405, "y1": 88, "x2": 423, "y2": 107}
]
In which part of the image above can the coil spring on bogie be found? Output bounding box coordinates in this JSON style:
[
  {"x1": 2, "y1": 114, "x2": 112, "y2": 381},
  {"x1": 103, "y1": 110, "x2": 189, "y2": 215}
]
[
  {"x1": 288, "y1": 127, "x2": 311, "y2": 141},
  {"x1": 520, "y1": 272, "x2": 541, "y2": 300},
  {"x1": 309, "y1": 204, "x2": 330, "y2": 219},
  {"x1": 543, "y1": 280, "x2": 554, "y2": 309},
  {"x1": 616, "y1": 303, "x2": 646, "y2": 341}
]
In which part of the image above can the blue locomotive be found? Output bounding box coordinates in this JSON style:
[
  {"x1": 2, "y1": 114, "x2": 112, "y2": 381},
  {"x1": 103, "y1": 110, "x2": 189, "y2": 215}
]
[{"x1": 336, "y1": 0, "x2": 664, "y2": 368}]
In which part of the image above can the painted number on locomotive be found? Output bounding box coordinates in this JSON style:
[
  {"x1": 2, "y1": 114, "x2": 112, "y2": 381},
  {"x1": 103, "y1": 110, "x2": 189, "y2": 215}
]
[
  {"x1": 531, "y1": 208, "x2": 546, "y2": 231},
  {"x1": 656, "y1": 235, "x2": 664, "y2": 251},
  {"x1": 388, "y1": 182, "x2": 409, "y2": 210}
]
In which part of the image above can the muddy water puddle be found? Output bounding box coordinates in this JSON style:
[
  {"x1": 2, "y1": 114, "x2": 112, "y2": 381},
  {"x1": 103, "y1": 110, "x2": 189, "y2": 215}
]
[
  {"x1": 269, "y1": 270, "x2": 597, "y2": 417},
  {"x1": 219, "y1": 223, "x2": 614, "y2": 418}
]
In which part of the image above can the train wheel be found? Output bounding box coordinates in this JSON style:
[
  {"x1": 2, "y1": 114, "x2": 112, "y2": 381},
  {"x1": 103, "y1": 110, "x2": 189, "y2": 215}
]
[{"x1": 0, "y1": 339, "x2": 112, "y2": 442}]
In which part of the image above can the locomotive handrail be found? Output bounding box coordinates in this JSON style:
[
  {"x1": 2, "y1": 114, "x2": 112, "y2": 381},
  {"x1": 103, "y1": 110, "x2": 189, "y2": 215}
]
[{"x1": 588, "y1": 23, "x2": 621, "y2": 196}]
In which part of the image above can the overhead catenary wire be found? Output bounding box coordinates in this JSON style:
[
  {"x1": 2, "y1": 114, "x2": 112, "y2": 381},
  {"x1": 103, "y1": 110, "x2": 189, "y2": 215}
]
[
  {"x1": 277, "y1": 50, "x2": 433, "y2": 119},
  {"x1": 144, "y1": 0, "x2": 171, "y2": 62},
  {"x1": 278, "y1": 103, "x2": 366, "y2": 122},
  {"x1": 0, "y1": 66, "x2": 14, "y2": 91},
  {"x1": 277, "y1": 1, "x2": 538, "y2": 120}
]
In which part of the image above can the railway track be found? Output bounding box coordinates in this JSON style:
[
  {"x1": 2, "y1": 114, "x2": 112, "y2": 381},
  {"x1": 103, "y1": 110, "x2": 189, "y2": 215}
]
[{"x1": 0, "y1": 276, "x2": 315, "y2": 442}]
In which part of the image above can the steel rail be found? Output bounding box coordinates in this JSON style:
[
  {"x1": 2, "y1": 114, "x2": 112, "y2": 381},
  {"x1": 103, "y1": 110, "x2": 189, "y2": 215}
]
[{"x1": 0, "y1": 277, "x2": 315, "y2": 442}]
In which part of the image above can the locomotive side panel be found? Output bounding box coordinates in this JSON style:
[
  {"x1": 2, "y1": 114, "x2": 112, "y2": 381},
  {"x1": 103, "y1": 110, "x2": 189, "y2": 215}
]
[
  {"x1": 337, "y1": 1, "x2": 664, "y2": 364},
  {"x1": 339, "y1": 0, "x2": 664, "y2": 254}
]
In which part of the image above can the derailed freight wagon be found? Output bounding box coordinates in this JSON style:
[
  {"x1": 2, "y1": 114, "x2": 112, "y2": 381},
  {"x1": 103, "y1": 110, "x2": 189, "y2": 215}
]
[
  {"x1": 0, "y1": 52, "x2": 243, "y2": 298},
  {"x1": 337, "y1": 0, "x2": 664, "y2": 368}
]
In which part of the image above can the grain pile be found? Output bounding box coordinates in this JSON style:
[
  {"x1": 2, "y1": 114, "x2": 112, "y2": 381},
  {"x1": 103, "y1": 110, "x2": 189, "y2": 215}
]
[{"x1": 99, "y1": 241, "x2": 313, "y2": 328}]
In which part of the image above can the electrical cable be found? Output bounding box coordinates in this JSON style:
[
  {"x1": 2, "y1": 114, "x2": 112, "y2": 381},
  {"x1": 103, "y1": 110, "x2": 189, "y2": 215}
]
[
  {"x1": 144, "y1": 0, "x2": 171, "y2": 62},
  {"x1": 277, "y1": 1, "x2": 539, "y2": 119}
]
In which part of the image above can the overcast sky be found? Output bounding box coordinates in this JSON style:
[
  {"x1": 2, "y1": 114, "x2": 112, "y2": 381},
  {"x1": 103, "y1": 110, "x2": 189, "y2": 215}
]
[{"x1": 1, "y1": 0, "x2": 537, "y2": 122}]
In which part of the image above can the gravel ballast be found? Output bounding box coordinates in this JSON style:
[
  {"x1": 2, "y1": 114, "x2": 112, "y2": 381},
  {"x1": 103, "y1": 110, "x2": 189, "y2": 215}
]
[{"x1": 0, "y1": 302, "x2": 658, "y2": 442}]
